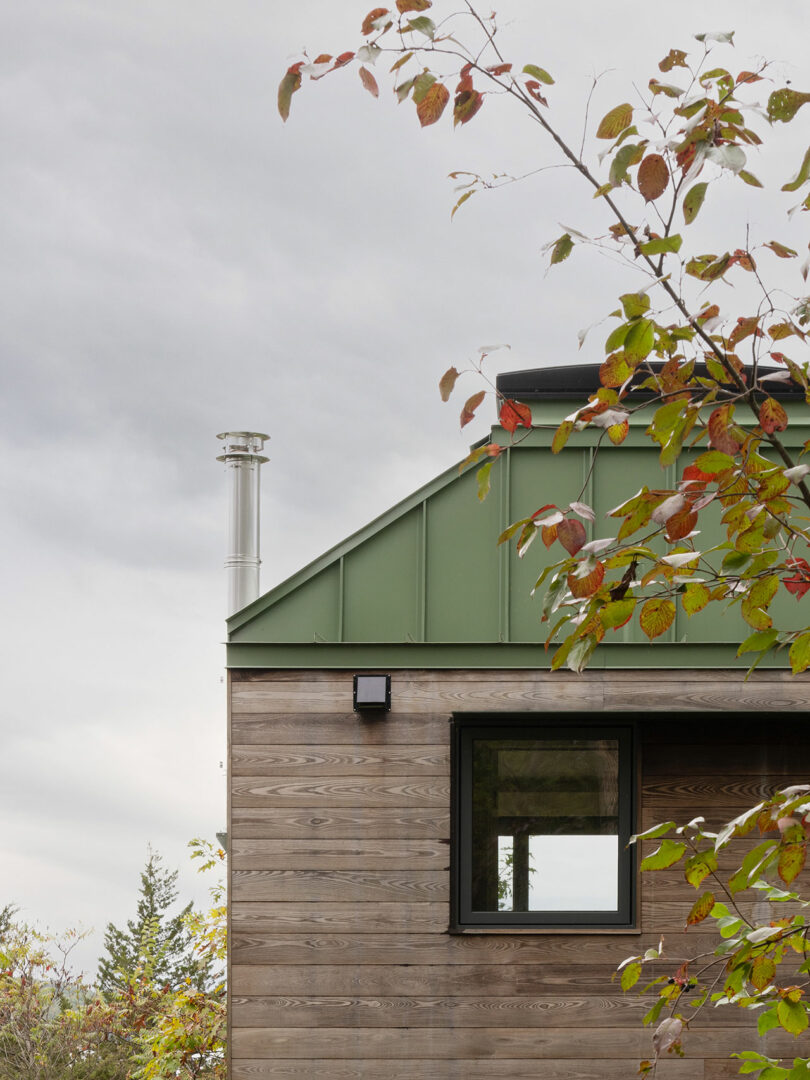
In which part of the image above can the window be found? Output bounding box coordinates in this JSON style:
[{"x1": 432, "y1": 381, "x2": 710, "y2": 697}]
[{"x1": 452, "y1": 718, "x2": 635, "y2": 929}]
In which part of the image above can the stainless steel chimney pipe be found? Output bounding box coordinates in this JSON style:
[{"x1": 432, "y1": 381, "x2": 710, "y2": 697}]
[{"x1": 216, "y1": 432, "x2": 269, "y2": 616}]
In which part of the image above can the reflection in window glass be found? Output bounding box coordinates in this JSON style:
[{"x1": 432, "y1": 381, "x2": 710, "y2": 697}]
[{"x1": 472, "y1": 737, "x2": 620, "y2": 914}]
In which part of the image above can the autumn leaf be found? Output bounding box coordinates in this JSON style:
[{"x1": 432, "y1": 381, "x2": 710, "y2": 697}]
[
  {"x1": 686, "y1": 891, "x2": 714, "y2": 926},
  {"x1": 659, "y1": 48, "x2": 688, "y2": 72},
  {"x1": 567, "y1": 559, "x2": 605, "y2": 598},
  {"x1": 640, "y1": 597, "x2": 676, "y2": 640},
  {"x1": 499, "y1": 398, "x2": 532, "y2": 434},
  {"x1": 759, "y1": 398, "x2": 788, "y2": 434},
  {"x1": 789, "y1": 632, "x2": 810, "y2": 674},
  {"x1": 361, "y1": 7, "x2": 391, "y2": 35},
  {"x1": 768, "y1": 88, "x2": 810, "y2": 123},
  {"x1": 396, "y1": 0, "x2": 431, "y2": 10},
  {"x1": 454, "y1": 89, "x2": 484, "y2": 126},
  {"x1": 439, "y1": 366, "x2": 459, "y2": 401},
  {"x1": 551, "y1": 420, "x2": 574, "y2": 454},
  {"x1": 417, "y1": 82, "x2": 449, "y2": 126},
  {"x1": 766, "y1": 240, "x2": 799, "y2": 258},
  {"x1": 665, "y1": 508, "x2": 698, "y2": 542},
  {"x1": 779, "y1": 842, "x2": 806, "y2": 885},
  {"x1": 557, "y1": 518, "x2": 587, "y2": 556},
  {"x1": 278, "y1": 63, "x2": 304, "y2": 122},
  {"x1": 637, "y1": 154, "x2": 669, "y2": 201},
  {"x1": 785, "y1": 558, "x2": 810, "y2": 600},
  {"x1": 708, "y1": 405, "x2": 741, "y2": 455},
  {"x1": 596, "y1": 103, "x2": 633, "y2": 139},
  {"x1": 359, "y1": 66, "x2": 380, "y2": 97},
  {"x1": 460, "y1": 390, "x2": 485, "y2": 428}
]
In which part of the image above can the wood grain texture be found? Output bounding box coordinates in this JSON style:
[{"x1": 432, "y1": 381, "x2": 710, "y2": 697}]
[
  {"x1": 230, "y1": 807, "x2": 450, "y2": 840},
  {"x1": 231, "y1": 1058, "x2": 701, "y2": 1079},
  {"x1": 229, "y1": 666, "x2": 810, "y2": 1076},
  {"x1": 232, "y1": 744, "x2": 449, "y2": 776},
  {"x1": 232, "y1": 870, "x2": 448, "y2": 903},
  {"x1": 231, "y1": 778, "x2": 450, "y2": 808},
  {"x1": 231, "y1": 1024, "x2": 778, "y2": 1059},
  {"x1": 229, "y1": 931, "x2": 703, "y2": 966},
  {"x1": 231, "y1": 903, "x2": 448, "y2": 934},
  {"x1": 230, "y1": 993, "x2": 758, "y2": 1028},
  {"x1": 230, "y1": 838, "x2": 450, "y2": 871}
]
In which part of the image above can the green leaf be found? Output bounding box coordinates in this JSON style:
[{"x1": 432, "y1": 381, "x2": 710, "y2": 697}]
[
  {"x1": 768, "y1": 89, "x2": 810, "y2": 124},
  {"x1": 412, "y1": 71, "x2": 436, "y2": 104},
  {"x1": 683, "y1": 182, "x2": 708, "y2": 224},
  {"x1": 642, "y1": 997, "x2": 666, "y2": 1027},
  {"x1": 620, "y1": 292, "x2": 651, "y2": 319},
  {"x1": 640, "y1": 838, "x2": 687, "y2": 871},
  {"x1": 694, "y1": 450, "x2": 736, "y2": 474},
  {"x1": 476, "y1": 460, "x2": 494, "y2": 502},
  {"x1": 782, "y1": 148, "x2": 810, "y2": 192},
  {"x1": 777, "y1": 996, "x2": 809, "y2": 1036},
  {"x1": 278, "y1": 65, "x2": 303, "y2": 122},
  {"x1": 738, "y1": 170, "x2": 764, "y2": 188},
  {"x1": 609, "y1": 142, "x2": 645, "y2": 186},
  {"x1": 621, "y1": 961, "x2": 642, "y2": 991},
  {"x1": 685, "y1": 850, "x2": 717, "y2": 887},
  {"x1": 639, "y1": 234, "x2": 683, "y2": 255},
  {"x1": 630, "y1": 821, "x2": 676, "y2": 844},
  {"x1": 597, "y1": 103, "x2": 633, "y2": 139},
  {"x1": 779, "y1": 843, "x2": 806, "y2": 885},
  {"x1": 550, "y1": 232, "x2": 574, "y2": 265},
  {"x1": 624, "y1": 319, "x2": 655, "y2": 361},
  {"x1": 758, "y1": 1007, "x2": 781, "y2": 1036},
  {"x1": 790, "y1": 633, "x2": 810, "y2": 675},
  {"x1": 738, "y1": 629, "x2": 779, "y2": 657},
  {"x1": 682, "y1": 582, "x2": 710, "y2": 616},
  {"x1": 522, "y1": 64, "x2": 554, "y2": 85},
  {"x1": 403, "y1": 15, "x2": 435, "y2": 37}
]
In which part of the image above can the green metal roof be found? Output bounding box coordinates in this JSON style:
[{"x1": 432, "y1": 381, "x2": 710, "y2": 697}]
[{"x1": 227, "y1": 384, "x2": 810, "y2": 670}]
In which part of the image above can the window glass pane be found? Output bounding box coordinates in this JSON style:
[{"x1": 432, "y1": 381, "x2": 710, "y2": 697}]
[{"x1": 471, "y1": 737, "x2": 620, "y2": 914}]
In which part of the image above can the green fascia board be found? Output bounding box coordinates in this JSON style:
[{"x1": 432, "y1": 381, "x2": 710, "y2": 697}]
[{"x1": 225, "y1": 640, "x2": 793, "y2": 669}]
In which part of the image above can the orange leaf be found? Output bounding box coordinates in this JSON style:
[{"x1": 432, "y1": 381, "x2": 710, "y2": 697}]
[
  {"x1": 333, "y1": 51, "x2": 355, "y2": 69},
  {"x1": 600, "y1": 352, "x2": 638, "y2": 388},
  {"x1": 760, "y1": 397, "x2": 788, "y2": 434},
  {"x1": 487, "y1": 63, "x2": 512, "y2": 76},
  {"x1": 460, "y1": 390, "x2": 485, "y2": 428},
  {"x1": 640, "y1": 597, "x2": 675, "y2": 639},
  {"x1": 359, "y1": 66, "x2": 380, "y2": 97},
  {"x1": 779, "y1": 842, "x2": 806, "y2": 885},
  {"x1": 417, "y1": 82, "x2": 450, "y2": 126},
  {"x1": 362, "y1": 7, "x2": 391, "y2": 34},
  {"x1": 499, "y1": 398, "x2": 532, "y2": 434},
  {"x1": 396, "y1": 0, "x2": 431, "y2": 10},
  {"x1": 567, "y1": 560, "x2": 605, "y2": 599},
  {"x1": 637, "y1": 154, "x2": 670, "y2": 201},
  {"x1": 439, "y1": 366, "x2": 459, "y2": 401},
  {"x1": 541, "y1": 524, "x2": 558, "y2": 548},
  {"x1": 607, "y1": 420, "x2": 630, "y2": 445},
  {"x1": 557, "y1": 518, "x2": 587, "y2": 556},
  {"x1": 729, "y1": 315, "x2": 761, "y2": 346}
]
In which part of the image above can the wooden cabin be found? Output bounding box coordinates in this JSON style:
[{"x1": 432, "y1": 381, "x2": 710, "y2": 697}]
[{"x1": 226, "y1": 366, "x2": 810, "y2": 1080}]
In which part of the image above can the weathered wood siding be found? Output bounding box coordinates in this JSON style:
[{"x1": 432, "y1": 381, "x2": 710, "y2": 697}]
[{"x1": 229, "y1": 668, "x2": 810, "y2": 1080}]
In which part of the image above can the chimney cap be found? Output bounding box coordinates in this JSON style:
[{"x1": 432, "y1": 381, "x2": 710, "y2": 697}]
[{"x1": 216, "y1": 431, "x2": 269, "y2": 463}]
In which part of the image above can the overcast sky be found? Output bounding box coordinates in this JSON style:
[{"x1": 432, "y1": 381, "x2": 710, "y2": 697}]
[{"x1": 1, "y1": 0, "x2": 808, "y2": 974}]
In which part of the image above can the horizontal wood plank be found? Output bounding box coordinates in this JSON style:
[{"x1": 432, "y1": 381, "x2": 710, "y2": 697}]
[
  {"x1": 232, "y1": 744, "x2": 449, "y2": 776},
  {"x1": 231, "y1": 778, "x2": 449, "y2": 808},
  {"x1": 232, "y1": 870, "x2": 447, "y2": 903},
  {"x1": 230, "y1": 993, "x2": 758, "y2": 1028},
  {"x1": 231, "y1": 1057, "x2": 701, "y2": 1079},
  {"x1": 231, "y1": 1024, "x2": 776, "y2": 1060},
  {"x1": 231, "y1": 839, "x2": 450, "y2": 871},
  {"x1": 230, "y1": 807, "x2": 450, "y2": 840},
  {"x1": 232, "y1": 714, "x2": 448, "y2": 746},
  {"x1": 231, "y1": 903, "x2": 448, "y2": 934}
]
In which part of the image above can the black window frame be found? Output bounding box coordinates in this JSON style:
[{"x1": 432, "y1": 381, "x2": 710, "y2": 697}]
[{"x1": 451, "y1": 714, "x2": 637, "y2": 931}]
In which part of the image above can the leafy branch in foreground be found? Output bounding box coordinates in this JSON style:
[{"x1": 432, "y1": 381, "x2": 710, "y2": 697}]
[
  {"x1": 621, "y1": 785, "x2": 810, "y2": 1079},
  {"x1": 280, "y1": 2, "x2": 810, "y2": 674}
]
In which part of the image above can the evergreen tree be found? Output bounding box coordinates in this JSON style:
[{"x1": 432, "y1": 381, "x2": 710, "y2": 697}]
[{"x1": 97, "y1": 849, "x2": 210, "y2": 996}]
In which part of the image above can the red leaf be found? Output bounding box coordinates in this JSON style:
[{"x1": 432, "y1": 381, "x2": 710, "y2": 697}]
[
  {"x1": 460, "y1": 390, "x2": 486, "y2": 428},
  {"x1": 681, "y1": 464, "x2": 712, "y2": 492},
  {"x1": 457, "y1": 63, "x2": 473, "y2": 94},
  {"x1": 417, "y1": 82, "x2": 450, "y2": 126},
  {"x1": 666, "y1": 508, "x2": 698, "y2": 541},
  {"x1": 567, "y1": 560, "x2": 605, "y2": 598},
  {"x1": 637, "y1": 154, "x2": 670, "y2": 201},
  {"x1": 760, "y1": 397, "x2": 788, "y2": 434},
  {"x1": 362, "y1": 7, "x2": 391, "y2": 35},
  {"x1": 499, "y1": 398, "x2": 532, "y2": 434},
  {"x1": 487, "y1": 63, "x2": 512, "y2": 76},
  {"x1": 454, "y1": 88, "x2": 483, "y2": 126},
  {"x1": 524, "y1": 80, "x2": 548, "y2": 106},
  {"x1": 708, "y1": 404, "x2": 741, "y2": 455},
  {"x1": 557, "y1": 518, "x2": 587, "y2": 556},
  {"x1": 359, "y1": 66, "x2": 380, "y2": 97},
  {"x1": 785, "y1": 558, "x2": 810, "y2": 600},
  {"x1": 334, "y1": 51, "x2": 356, "y2": 68}
]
